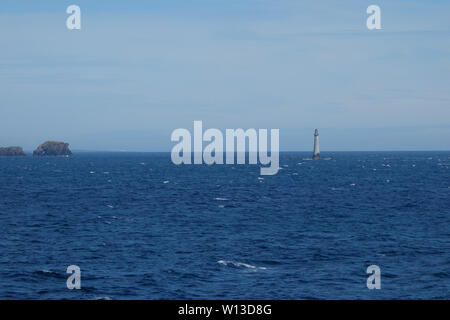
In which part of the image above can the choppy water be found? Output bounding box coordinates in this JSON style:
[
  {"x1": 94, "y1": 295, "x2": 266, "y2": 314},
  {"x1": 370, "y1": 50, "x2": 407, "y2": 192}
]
[{"x1": 0, "y1": 152, "x2": 449, "y2": 299}]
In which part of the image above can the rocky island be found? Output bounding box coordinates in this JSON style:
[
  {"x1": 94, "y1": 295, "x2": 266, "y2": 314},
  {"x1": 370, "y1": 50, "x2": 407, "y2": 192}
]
[
  {"x1": 0, "y1": 146, "x2": 26, "y2": 156},
  {"x1": 33, "y1": 141, "x2": 72, "y2": 156}
]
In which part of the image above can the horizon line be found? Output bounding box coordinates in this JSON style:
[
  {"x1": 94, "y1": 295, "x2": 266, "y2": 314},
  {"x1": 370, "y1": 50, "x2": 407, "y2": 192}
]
[{"x1": 18, "y1": 149, "x2": 450, "y2": 153}]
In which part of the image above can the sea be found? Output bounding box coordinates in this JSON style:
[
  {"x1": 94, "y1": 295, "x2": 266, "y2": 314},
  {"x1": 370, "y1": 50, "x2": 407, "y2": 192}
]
[{"x1": 0, "y1": 151, "x2": 449, "y2": 299}]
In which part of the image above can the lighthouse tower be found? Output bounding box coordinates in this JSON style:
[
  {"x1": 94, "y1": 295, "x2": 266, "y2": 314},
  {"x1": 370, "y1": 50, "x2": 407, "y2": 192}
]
[{"x1": 312, "y1": 129, "x2": 320, "y2": 160}]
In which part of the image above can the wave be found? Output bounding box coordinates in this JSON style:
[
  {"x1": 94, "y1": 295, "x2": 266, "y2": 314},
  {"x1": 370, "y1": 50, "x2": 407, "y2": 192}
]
[
  {"x1": 41, "y1": 269, "x2": 54, "y2": 274},
  {"x1": 217, "y1": 260, "x2": 267, "y2": 270},
  {"x1": 94, "y1": 296, "x2": 112, "y2": 300},
  {"x1": 34, "y1": 269, "x2": 66, "y2": 279}
]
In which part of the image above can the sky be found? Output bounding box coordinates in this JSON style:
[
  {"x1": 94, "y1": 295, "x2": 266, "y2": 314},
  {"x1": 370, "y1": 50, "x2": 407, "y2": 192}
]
[{"x1": 0, "y1": 0, "x2": 449, "y2": 151}]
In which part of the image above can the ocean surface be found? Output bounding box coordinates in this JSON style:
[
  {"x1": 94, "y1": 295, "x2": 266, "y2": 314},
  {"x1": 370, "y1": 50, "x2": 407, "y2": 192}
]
[{"x1": 0, "y1": 151, "x2": 449, "y2": 299}]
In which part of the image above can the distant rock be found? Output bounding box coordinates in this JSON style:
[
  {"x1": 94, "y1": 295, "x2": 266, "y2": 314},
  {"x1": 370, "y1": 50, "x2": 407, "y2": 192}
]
[
  {"x1": 0, "y1": 146, "x2": 26, "y2": 156},
  {"x1": 33, "y1": 141, "x2": 72, "y2": 156}
]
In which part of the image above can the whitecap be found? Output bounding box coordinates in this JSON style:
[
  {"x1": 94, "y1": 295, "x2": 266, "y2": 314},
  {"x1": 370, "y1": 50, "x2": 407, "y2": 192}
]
[
  {"x1": 215, "y1": 197, "x2": 228, "y2": 201},
  {"x1": 217, "y1": 260, "x2": 267, "y2": 270},
  {"x1": 163, "y1": 180, "x2": 169, "y2": 184}
]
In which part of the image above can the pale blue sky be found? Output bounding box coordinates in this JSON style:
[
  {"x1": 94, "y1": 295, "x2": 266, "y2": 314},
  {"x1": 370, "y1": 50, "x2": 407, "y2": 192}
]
[{"x1": 0, "y1": 1, "x2": 449, "y2": 151}]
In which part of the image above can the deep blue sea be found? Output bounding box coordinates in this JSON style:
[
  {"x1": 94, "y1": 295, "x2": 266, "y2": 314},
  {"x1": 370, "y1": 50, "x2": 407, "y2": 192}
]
[{"x1": 0, "y1": 152, "x2": 449, "y2": 299}]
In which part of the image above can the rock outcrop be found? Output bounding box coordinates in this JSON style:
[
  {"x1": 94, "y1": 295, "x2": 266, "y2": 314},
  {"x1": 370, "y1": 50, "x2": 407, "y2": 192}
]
[
  {"x1": 33, "y1": 141, "x2": 72, "y2": 156},
  {"x1": 0, "y1": 146, "x2": 26, "y2": 156}
]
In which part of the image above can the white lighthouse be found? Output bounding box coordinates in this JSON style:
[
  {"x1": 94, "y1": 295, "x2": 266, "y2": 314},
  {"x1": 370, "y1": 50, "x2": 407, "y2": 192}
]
[{"x1": 312, "y1": 129, "x2": 320, "y2": 160}]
